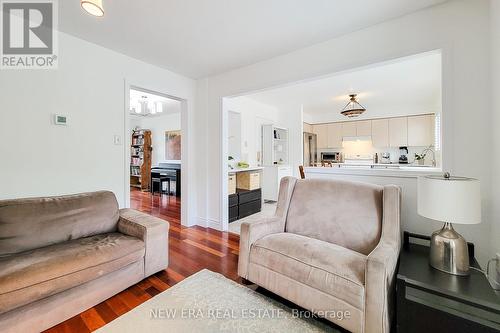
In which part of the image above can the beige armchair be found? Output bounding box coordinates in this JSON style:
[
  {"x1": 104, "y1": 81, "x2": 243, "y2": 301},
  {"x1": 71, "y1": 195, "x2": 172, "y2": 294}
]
[{"x1": 238, "y1": 177, "x2": 401, "y2": 333}]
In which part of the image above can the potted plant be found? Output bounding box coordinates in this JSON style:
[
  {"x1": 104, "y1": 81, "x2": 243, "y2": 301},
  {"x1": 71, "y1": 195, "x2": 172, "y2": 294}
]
[{"x1": 414, "y1": 153, "x2": 426, "y2": 165}]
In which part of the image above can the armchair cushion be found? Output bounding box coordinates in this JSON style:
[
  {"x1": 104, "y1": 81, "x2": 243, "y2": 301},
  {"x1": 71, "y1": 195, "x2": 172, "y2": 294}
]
[
  {"x1": 0, "y1": 233, "x2": 144, "y2": 314},
  {"x1": 285, "y1": 179, "x2": 383, "y2": 255},
  {"x1": 250, "y1": 233, "x2": 366, "y2": 310}
]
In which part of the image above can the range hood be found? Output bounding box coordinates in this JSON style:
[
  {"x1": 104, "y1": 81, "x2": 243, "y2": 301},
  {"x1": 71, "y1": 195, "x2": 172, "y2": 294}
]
[{"x1": 342, "y1": 136, "x2": 372, "y2": 142}]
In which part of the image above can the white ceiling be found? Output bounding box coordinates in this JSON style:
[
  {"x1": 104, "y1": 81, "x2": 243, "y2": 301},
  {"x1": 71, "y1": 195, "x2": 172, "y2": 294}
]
[
  {"x1": 59, "y1": 0, "x2": 448, "y2": 78},
  {"x1": 243, "y1": 51, "x2": 442, "y2": 123},
  {"x1": 130, "y1": 89, "x2": 181, "y2": 117}
]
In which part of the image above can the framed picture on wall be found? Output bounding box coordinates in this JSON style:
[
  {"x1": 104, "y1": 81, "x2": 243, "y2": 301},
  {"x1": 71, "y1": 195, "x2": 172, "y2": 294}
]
[{"x1": 165, "y1": 130, "x2": 181, "y2": 161}]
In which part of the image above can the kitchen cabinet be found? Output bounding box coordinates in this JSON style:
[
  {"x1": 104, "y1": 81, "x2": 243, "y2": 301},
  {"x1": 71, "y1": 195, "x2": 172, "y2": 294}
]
[
  {"x1": 356, "y1": 120, "x2": 372, "y2": 136},
  {"x1": 262, "y1": 165, "x2": 292, "y2": 201},
  {"x1": 303, "y1": 122, "x2": 313, "y2": 133},
  {"x1": 342, "y1": 122, "x2": 357, "y2": 137},
  {"x1": 408, "y1": 115, "x2": 434, "y2": 147},
  {"x1": 389, "y1": 117, "x2": 408, "y2": 147},
  {"x1": 327, "y1": 123, "x2": 343, "y2": 148},
  {"x1": 312, "y1": 124, "x2": 328, "y2": 148},
  {"x1": 371, "y1": 119, "x2": 389, "y2": 148}
]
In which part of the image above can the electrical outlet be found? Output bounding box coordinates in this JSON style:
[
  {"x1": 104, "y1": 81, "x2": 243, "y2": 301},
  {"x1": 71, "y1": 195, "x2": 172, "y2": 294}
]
[{"x1": 114, "y1": 135, "x2": 122, "y2": 145}]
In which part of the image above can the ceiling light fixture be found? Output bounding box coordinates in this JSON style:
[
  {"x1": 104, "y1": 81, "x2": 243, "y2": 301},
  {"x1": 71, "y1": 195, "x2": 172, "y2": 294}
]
[
  {"x1": 134, "y1": 102, "x2": 142, "y2": 114},
  {"x1": 156, "y1": 102, "x2": 163, "y2": 113},
  {"x1": 81, "y1": 0, "x2": 104, "y2": 17},
  {"x1": 148, "y1": 101, "x2": 156, "y2": 114},
  {"x1": 340, "y1": 94, "x2": 366, "y2": 118}
]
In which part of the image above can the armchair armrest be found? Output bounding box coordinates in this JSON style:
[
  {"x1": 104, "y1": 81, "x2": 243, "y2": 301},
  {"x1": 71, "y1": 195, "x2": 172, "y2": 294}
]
[
  {"x1": 238, "y1": 176, "x2": 296, "y2": 279},
  {"x1": 238, "y1": 216, "x2": 285, "y2": 279},
  {"x1": 364, "y1": 185, "x2": 401, "y2": 333},
  {"x1": 118, "y1": 208, "x2": 169, "y2": 277}
]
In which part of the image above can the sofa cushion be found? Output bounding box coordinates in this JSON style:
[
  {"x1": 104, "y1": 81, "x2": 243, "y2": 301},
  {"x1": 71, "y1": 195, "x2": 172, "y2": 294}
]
[
  {"x1": 0, "y1": 233, "x2": 144, "y2": 314},
  {"x1": 250, "y1": 233, "x2": 366, "y2": 310},
  {"x1": 0, "y1": 191, "x2": 120, "y2": 256},
  {"x1": 285, "y1": 179, "x2": 383, "y2": 255}
]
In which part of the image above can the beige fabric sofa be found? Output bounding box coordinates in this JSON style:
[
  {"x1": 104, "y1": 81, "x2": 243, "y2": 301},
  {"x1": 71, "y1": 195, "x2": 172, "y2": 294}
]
[
  {"x1": 0, "y1": 191, "x2": 169, "y2": 333},
  {"x1": 238, "y1": 177, "x2": 401, "y2": 333}
]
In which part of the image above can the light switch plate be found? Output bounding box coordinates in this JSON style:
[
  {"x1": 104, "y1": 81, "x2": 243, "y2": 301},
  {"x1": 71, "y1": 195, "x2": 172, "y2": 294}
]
[{"x1": 114, "y1": 135, "x2": 122, "y2": 145}]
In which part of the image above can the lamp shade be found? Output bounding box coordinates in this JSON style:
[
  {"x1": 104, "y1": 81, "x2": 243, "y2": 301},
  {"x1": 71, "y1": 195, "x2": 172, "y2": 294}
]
[{"x1": 417, "y1": 175, "x2": 481, "y2": 224}]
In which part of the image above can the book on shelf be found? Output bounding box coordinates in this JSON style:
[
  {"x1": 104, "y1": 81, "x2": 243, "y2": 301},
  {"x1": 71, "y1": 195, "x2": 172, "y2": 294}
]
[{"x1": 131, "y1": 157, "x2": 143, "y2": 165}]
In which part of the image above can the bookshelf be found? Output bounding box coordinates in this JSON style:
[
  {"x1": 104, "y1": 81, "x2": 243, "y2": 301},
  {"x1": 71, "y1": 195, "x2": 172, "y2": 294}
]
[
  {"x1": 262, "y1": 125, "x2": 289, "y2": 165},
  {"x1": 130, "y1": 129, "x2": 152, "y2": 191}
]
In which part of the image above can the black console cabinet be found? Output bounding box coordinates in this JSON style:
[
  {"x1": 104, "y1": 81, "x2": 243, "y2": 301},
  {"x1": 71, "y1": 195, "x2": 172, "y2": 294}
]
[
  {"x1": 228, "y1": 193, "x2": 239, "y2": 222},
  {"x1": 228, "y1": 188, "x2": 262, "y2": 222}
]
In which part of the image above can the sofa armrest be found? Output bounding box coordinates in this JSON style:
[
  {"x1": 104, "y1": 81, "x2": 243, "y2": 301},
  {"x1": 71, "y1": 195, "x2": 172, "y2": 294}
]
[
  {"x1": 118, "y1": 208, "x2": 169, "y2": 277},
  {"x1": 364, "y1": 185, "x2": 401, "y2": 333},
  {"x1": 238, "y1": 216, "x2": 285, "y2": 279}
]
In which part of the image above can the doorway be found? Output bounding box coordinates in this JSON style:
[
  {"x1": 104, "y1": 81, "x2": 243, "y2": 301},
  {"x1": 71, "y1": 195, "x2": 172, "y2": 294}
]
[{"x1": 125, "y1": 85, "x2": 187, "y2": 226}]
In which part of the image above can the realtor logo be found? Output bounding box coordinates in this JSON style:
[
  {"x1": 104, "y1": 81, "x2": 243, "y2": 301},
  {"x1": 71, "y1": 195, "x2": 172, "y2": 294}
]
[{"x1": 1, "y1": 0, "x2": 58, "y2": 69}]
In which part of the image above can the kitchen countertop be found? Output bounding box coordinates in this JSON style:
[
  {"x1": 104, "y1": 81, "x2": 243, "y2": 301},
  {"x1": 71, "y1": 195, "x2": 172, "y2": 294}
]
[
  {"x1": 305, "y1": 164, "x2": 442, "y2": 178},
  {"x1": 228, "y1": 166, "x2": 264, "y2": 173}
]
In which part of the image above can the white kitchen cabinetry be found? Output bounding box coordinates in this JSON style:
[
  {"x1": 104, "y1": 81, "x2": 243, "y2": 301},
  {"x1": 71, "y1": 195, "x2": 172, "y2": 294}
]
[
  {"x1": 312, "y1": 124, "x2": 328, "y2": 148},
  {"x1": 342, "y1": 122, "x2": 357, "y2": 137},
  {"x1": 262, "y1": 165, "x2": 292, "y2": 201},
  {"x1": 371, "y1": 119, "x2": 389, "y2": 148},
  {"x1": 303, "y1": 122, "x2": 313, "y2": 133},
  {"x1": 389, "y1": 117, "x2": 408, "y2": 147},
  {"x1": 327, "y1": 123, "x2": 343, "y2": 148},
  {"x1": 408, "y1": 115, "x2": 434, "y2": 147},
  {"x1": 356, "y1": 120, "x2": 372, "y2": 136}
]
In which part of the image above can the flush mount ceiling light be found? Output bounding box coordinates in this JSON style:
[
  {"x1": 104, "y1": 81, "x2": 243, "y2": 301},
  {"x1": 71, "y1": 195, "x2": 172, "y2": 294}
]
[
  {"x1": 340, "y1": 94, "x2": 366, "y2": 118},
  {"x1": 81, "y1": 0, "x2": 104, "y2": 17}
]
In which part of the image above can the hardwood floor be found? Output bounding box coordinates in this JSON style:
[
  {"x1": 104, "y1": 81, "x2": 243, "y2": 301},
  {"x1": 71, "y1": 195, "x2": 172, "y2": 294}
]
[{"x1": 44, "y1": 189, "x2": 241, "y2": 333}]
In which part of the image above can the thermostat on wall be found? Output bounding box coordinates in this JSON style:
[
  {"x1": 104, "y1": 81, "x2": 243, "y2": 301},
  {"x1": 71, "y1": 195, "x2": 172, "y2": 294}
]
[{"x1": 53, "y1": 114, "x2": 68, "y2": 125}]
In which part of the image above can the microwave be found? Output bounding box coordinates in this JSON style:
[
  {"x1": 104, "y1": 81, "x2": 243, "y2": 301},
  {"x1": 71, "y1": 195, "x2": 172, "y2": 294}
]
[{"x1": 321, "y1": 152, "x2": 342, "y2": 162}]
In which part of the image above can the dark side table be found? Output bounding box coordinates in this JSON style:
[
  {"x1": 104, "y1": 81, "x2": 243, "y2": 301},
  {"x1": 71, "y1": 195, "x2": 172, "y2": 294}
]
[{"x1": 397, "y1": 232, "x2": 500, "y2": 333}]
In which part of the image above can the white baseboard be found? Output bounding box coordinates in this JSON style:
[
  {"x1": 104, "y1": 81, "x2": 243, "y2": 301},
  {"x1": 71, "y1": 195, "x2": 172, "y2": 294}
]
[
  {"x1": 194, "y1": 217, "x2": 222, "y2": 231},
  {"x1": 207, "y1": 218, "x2": 222, "y2": 231},
  {"x1": 196, "y1": 217, "x2": 208, "y2": 228}
]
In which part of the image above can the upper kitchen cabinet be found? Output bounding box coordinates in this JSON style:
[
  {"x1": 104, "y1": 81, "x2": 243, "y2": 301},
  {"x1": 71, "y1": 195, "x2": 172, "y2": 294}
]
[
  {"x1": 303, "y1": 122, "x2": 313, "y2": 133},
  {"x1": 371, "y1": 119, "x2": 389, "y2": 148},
  {"x1": 341, "y1": 122, "x2": 356, "y2": 137},
  {"x1": 356, "y1": 120, "x2": 372, "y2": 136},
  {"x1": 327, "y1": 123, "x2": 343, "y2": 148},
  {"x1": 408, "y1": 114, "x2": 435, "y2": 147},
  {"x1": 389, "y1": 117, "x2": 408, "y2": 147},
  {"x1": 312, "y1": 124, "x2": 328, "y2": 148}
]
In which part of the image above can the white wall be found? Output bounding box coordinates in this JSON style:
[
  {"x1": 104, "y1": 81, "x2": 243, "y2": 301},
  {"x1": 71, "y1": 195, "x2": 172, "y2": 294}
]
[
  {"x1": 0, "y1": 32, "x2": 197, "y2": 226},
  {"x1": 490, "y1": 0, "x2": 500, "y2": 257},
  {"x1": 225, "y1": 97, "x2": 281, "y2": 166},
  {"x1": 130, "y1": 113, "x2": 181, "y2": 166},
  {"x1": 195, "y1": 0, "x2": 494, "y2": 263},
  {"x1": 226, "y1": 97, "x2": 304, "y2": 178}
]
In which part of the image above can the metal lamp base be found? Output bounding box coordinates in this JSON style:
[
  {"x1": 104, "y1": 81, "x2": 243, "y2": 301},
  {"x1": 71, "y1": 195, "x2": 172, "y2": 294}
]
[{"x1": 430, "y1": 223, "x2": 470, "y2": 276}]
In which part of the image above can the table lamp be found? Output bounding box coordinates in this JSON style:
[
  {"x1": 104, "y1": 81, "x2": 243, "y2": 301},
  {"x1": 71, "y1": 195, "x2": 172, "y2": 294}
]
[{"x1": 417, "y1": 173, "x2": 481, "y2": 276}]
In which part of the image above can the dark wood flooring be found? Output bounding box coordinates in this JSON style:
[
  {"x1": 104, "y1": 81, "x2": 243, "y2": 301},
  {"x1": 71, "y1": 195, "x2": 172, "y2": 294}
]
[{"x1": 45, "y1": 188, "x2": 240, "y2": 333}]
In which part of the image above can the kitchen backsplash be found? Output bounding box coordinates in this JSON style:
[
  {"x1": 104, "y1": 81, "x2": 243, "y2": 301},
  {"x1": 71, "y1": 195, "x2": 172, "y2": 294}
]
[{"x1": 318, "y1": 145, "x2": 441, "y2": 165}]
